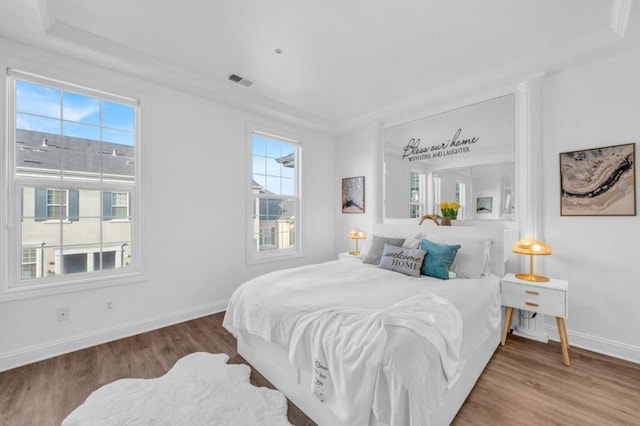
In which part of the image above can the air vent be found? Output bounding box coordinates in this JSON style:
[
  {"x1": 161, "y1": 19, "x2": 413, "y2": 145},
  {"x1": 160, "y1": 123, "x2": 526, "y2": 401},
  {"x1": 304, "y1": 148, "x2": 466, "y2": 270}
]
[{"x1": 228, "y1": 73, "x2": 254, "y2": 87}]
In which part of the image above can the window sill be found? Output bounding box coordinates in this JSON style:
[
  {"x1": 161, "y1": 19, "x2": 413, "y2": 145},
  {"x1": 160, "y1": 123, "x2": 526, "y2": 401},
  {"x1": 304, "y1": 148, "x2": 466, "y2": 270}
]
[
  {"x1": 0, "y1": 271, "x2": 147, "y2": 303},
  {"x1": 247, "y1": 250, "x2": 304, "y2": 265}
]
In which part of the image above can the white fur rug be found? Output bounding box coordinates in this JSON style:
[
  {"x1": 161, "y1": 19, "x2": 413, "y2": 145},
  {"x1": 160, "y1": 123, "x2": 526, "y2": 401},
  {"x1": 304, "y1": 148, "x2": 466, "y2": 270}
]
[{"x1": 62, "y1": 352, "x2": 292, "y2": 426}]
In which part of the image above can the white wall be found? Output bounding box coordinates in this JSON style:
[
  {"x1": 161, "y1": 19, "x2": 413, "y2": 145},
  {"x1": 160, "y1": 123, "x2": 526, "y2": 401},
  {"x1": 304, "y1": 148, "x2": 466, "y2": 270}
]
[
  {"x1": 0, "y1": 39, "x2": 337, "y2": 371},
  {"x1": 541, "y1": 51, "x2": 640, "y2": 362},
  {"x1": 335, "y1": 124, "x2": 378, "y2": 255}
]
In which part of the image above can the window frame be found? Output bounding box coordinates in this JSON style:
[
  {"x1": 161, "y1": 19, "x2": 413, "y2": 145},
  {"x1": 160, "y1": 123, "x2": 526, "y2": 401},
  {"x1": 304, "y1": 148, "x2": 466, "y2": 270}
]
[
  {"x1": 2, "y1": 69, "x2": 144, "y2": 301},
  {"x1": 246, "y1": 123, "x2": 302, "y2": 264}
]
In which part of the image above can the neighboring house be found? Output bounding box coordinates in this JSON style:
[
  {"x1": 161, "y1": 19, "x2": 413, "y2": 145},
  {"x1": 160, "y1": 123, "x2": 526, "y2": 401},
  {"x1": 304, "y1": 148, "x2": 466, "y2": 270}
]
[{"x1": 17, "y1": 129, "x2": 133, "y2": 278}]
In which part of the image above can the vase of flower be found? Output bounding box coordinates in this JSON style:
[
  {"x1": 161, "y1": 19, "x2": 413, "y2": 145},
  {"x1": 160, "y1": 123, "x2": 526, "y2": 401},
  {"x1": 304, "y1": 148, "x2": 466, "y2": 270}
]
[{"x1": 439, "y1": 202, "x2": 460, "y2": 226}]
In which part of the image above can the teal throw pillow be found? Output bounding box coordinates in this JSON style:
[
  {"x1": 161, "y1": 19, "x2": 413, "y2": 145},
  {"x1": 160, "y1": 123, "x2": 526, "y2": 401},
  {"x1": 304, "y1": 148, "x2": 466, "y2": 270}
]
[{"x1": 419, "y1": 239, "x2": 461, "y2": 280}]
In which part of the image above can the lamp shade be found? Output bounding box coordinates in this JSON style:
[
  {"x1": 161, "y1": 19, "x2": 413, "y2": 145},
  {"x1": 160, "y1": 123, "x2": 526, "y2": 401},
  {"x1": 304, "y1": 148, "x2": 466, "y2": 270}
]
[
  {"x1": 347, "y1": 229, "x2": 367, "y2": 239},
  {"x1": 512, "y1": 238, "x2": 552, "y2": 282},
  {"x1": 512, "y1": 238, "x2": 552, "y2": 256}
]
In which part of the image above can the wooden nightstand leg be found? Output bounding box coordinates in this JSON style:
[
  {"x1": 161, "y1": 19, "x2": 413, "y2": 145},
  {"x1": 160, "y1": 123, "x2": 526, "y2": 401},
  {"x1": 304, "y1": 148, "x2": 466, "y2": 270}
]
[
  {"x1": 556, "y1": 317, "x2": 570, "y2": 366},
  {"x1": 501, "y1": 307, "x2": 514, "y2": 346}
]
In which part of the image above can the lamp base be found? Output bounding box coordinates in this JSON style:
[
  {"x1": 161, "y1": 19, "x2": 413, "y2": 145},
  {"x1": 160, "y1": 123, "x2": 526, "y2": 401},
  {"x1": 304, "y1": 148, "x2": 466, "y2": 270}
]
[
  {"x1": 515, "y1": 273, "x2": 549, "y2": 283},
  {"x1": 349, "y1": 251, "x2": 360, "y2": 256}
]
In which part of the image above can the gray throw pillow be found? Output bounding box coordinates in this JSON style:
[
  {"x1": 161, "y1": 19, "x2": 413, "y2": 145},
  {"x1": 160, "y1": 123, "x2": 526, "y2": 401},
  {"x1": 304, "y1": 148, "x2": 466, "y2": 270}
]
[
  {"x1": 378, "y1": 244, "x2": 427, "y2": 277},
  {"x1": 362, "y1": 236, "x2": 405, "y2": 265}
]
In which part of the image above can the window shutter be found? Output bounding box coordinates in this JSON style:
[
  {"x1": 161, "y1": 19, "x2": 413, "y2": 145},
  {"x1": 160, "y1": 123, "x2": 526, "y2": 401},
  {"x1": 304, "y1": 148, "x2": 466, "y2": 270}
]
[
  {"x1": 35, "y1": 188, "x2": 47, "y2": 221},
  {"x1": 103, "y1": 191, "x2": 112, "y2": 220},
  {"x1": 69, "y1": 189, "x2": 79, "y2": 221}
]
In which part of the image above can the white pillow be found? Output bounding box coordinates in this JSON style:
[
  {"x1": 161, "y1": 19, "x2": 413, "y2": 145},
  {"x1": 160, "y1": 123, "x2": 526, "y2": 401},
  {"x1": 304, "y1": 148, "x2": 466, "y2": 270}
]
[
  {"x1": 402, "y1": 233, "x2": 424, "y2": 249},
  {"x1": 426, "y1": 237, "x2": 492, "y2": 278}
]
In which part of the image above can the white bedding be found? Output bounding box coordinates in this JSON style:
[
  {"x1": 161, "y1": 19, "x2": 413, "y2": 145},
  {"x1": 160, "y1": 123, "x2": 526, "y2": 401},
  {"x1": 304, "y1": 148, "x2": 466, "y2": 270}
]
[{"x1": 223, "y1": 259, "x2": 501, "y2": 426}]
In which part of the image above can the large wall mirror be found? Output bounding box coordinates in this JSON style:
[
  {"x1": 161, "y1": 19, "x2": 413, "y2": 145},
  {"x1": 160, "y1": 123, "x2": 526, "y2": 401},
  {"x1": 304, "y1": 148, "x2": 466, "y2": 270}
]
[{"x1": 383, "y1": 94, "x2": 516, "y2": 221}]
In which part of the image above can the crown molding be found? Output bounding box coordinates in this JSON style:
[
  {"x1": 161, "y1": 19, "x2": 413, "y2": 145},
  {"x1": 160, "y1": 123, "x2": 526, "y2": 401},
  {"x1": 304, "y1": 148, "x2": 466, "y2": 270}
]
[
  {"x1": 35, "y1": 0, "x2": 635, "y2": 136},
  {"x1": 36, "y1": 2, "x2": 336, "y2": 135}
]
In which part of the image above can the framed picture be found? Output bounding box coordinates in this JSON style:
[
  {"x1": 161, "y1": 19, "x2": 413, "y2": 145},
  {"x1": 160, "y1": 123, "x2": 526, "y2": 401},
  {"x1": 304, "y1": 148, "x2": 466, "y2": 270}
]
[
  {"x1": 476, "y1": 196, "x2": 492, "y2": 214},
  {"x1": 560, "y1": 143, "x2": 636, "y2": 216},
  {"x1": 342, "y1": 176, "x2": 365, "y2": 213}
]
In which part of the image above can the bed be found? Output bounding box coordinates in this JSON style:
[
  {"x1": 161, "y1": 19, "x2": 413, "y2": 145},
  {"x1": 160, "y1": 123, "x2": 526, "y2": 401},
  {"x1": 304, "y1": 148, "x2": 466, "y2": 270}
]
[{"x1": 223, "y1": 223, "x2": 510, "y2": 425}]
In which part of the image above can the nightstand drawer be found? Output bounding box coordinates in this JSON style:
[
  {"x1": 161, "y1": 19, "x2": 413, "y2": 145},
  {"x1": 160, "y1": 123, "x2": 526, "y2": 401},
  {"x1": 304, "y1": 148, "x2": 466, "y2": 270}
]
[
  {"x1": 501, "y1": 281, "x2": 565, "y2": 304},
  {"x1": 502, "y1": 293, "x2": 566, "y2": 317}
]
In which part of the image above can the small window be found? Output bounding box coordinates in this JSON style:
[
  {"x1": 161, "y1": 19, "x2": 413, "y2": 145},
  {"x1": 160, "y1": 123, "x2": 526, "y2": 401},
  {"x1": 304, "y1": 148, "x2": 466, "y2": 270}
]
[
  {"x1": 410, "y1": 171, "x2": 425, "y2": 219},
  {"x1": 249, "y1": 128, "x2": 300, "y2": 261},
  {"x1": 47, "y1": 189, "x2": 67, "y2": 219},
  {"x1": 21, "y1": 248, "x2": 38, "y2": 279},
  {"x1": 111, "y1": 192, "x2": 130, "y2": 219}
]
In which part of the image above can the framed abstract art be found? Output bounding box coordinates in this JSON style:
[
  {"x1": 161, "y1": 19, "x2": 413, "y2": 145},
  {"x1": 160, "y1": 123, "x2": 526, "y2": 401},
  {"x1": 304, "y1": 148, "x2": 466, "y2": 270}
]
[
  {"x1": 342, "y1": 176, "x2": 365, "y2": 213},
  {"x1": 559, "y1": 143, "x2": 636, "y2": 216}
]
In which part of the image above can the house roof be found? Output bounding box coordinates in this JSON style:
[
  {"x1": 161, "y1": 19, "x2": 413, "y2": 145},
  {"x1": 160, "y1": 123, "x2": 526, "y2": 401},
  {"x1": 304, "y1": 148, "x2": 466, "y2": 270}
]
[{"x1": 16, "y1": 130, "x2": 135, "y2": 180}]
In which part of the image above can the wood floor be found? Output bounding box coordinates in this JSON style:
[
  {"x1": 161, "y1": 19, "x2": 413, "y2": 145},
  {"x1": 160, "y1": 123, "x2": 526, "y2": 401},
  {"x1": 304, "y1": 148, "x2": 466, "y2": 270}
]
[{"x1": 1, "y1": 312, "x2": 639, "y2": 426}]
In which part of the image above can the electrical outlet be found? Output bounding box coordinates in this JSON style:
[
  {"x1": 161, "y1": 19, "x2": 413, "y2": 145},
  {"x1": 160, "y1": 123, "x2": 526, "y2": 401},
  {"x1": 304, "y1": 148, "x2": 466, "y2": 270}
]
[
  {"x1": 104, "y1": 300, "x2": 115, "y2": 313},
  {"x1": 57, "y1": 307, "x2": 70, "y2": 322}
]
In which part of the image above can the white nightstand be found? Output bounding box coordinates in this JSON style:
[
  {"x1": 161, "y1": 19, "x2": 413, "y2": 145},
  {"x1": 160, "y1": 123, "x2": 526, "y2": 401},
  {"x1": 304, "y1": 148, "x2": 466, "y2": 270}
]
[
  {"x1": 500, "y1": 273, "x2": 570, "y2": 366},
  {"x1": 338, "y1": 252, "x2": 362, "y2": 261}
]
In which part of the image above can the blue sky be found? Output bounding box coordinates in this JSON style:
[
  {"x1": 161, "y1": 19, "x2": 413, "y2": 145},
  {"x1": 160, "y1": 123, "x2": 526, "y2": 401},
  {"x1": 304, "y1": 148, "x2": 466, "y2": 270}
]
[
  {"x1": 252, "y1": 134, "x2": 295, "y2": 195},
  {"x1": 16, "y1": 81, "x2": 135, "y2": 146}
]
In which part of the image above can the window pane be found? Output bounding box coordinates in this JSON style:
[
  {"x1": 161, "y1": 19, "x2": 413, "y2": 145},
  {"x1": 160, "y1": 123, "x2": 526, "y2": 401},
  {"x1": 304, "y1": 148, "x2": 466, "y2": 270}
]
[
  {"x1": 63, "y1": 121, "x2": 100, "y2": 141},
  {"x1": 63, "y1": 91, "x2": 100, "y2": 125},
  {"x1": 63, "y1": 218, "x2": 100, "y2": 247},
  {"x1": 281, "y1": 164, "x2": 294, "y2": 178},
  {"x1": 16, "y1": 81, "x2": 60, "y2": 119},
  {"x1": 103, "y1": 128, "x2": 135, "y2": 145},
  {"x1": 266, "y1": 140, "x2": 281, "y2": 158},
  {"x1": 16, "y1": 113, "x2": 61, "y2": 134},
  {"x1": 266, "y1": 157, "x2": 281, "y2": 177},
  {"x1": 77, "y1": 189, "x2": 102, "y2": 217},
  {"x1": 102, "y1": 146, "x2": 135, "y2": 183},
  {"x1": 22, "y1": 217, "x2": 61, "y2": 246},
  {"x1": 103, "y1": 220, "x2": 131, "y2": 247},
  {"x1": 62, "y1": 145, "x2": 102, "y2": 182},
  {"x1": 281, "y1": 178, "x2": 295, "y2": 196},
  {"x1": 252, "y1": 135, "x2": 266, "y2": 156},
  {"x1": 102, "y1": 101, "x2": 135, "y2": 131},
  {"x1": 17, "y1": 131, "x2": 64, "y2": 179},
  {"x1": 253, "y1": 155, "x2": 266, "y2": 176},
  {"x1": 265, "y1": 177, "x2": 282, "y2": 194}
]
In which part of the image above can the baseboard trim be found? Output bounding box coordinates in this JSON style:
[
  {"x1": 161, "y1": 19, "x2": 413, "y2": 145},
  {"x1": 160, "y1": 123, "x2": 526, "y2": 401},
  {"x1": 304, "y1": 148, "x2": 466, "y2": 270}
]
[
  {"x1": 544, "y1": 324, "x2": 640, "y2": 364},
  {"x1": 0, "y1": 299, "x2": 228, "y2": 373}
]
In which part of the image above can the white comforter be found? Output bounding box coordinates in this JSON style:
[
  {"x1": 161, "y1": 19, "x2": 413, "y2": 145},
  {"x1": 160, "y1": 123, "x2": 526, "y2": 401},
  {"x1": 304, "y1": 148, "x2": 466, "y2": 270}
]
[{"x1": 223, "y1": 260, "x2": 501, "y2": 426}]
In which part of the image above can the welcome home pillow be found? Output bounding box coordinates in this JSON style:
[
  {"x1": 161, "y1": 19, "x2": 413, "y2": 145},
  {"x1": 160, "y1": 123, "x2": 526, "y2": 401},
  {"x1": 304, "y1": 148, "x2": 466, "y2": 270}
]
[
  {"x1": 378, "y1": 244, "x2": 427, "y2": 277},
  {"x1": 419, "y1": 239, "x2": 461, "y2": 280}
]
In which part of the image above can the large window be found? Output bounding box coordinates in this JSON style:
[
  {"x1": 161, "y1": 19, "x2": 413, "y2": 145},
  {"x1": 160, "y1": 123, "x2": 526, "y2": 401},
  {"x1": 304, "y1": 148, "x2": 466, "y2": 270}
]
[
  {"x1": 6, "y1": 70, "x2": 138, "y2": 289},
  {"x1": 250, "y1": 129, "x2": 300, "y2": 260}
]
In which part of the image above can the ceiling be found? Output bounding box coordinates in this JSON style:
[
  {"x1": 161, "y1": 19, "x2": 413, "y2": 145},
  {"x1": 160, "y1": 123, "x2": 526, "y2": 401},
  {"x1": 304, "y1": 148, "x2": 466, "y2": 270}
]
[{"x1": 0, "y1": 1, "x2": 636, "y2": 131}]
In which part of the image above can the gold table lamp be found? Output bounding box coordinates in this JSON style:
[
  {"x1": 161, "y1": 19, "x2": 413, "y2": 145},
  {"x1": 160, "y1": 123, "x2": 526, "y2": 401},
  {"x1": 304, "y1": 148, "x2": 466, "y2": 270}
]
[
  {"x1": 512, "y1": 238, "x2": 552, "y2": 282},
  {"x1": 347, "y1": 229, "x2": 367, "y2": 256}
]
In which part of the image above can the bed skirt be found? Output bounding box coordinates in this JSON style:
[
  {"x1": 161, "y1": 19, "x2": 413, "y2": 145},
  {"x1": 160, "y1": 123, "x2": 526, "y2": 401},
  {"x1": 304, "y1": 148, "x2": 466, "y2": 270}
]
[{"x1": 237, "y1": 325, "x2": 500, "y2": 426}]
